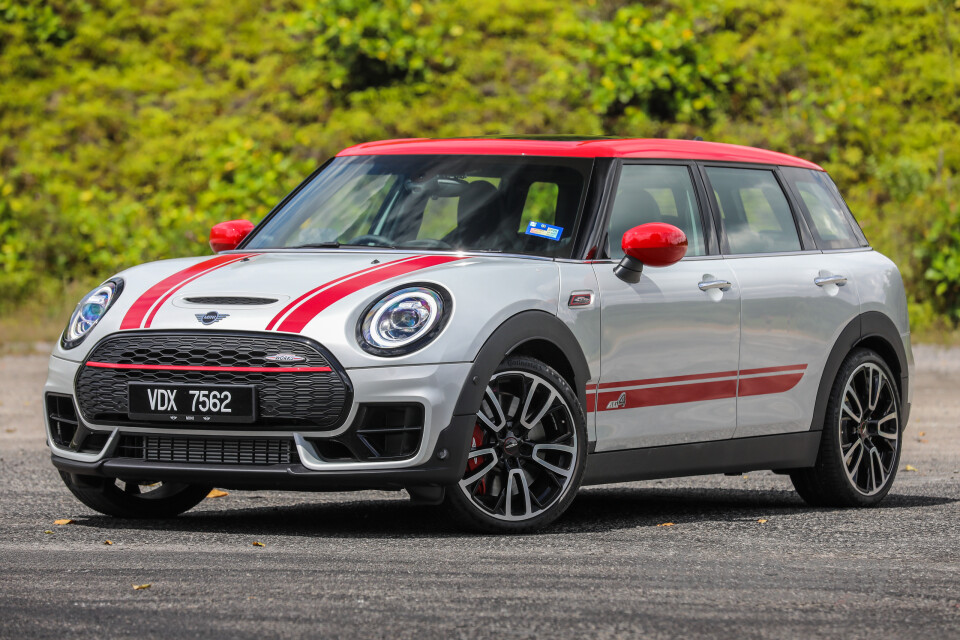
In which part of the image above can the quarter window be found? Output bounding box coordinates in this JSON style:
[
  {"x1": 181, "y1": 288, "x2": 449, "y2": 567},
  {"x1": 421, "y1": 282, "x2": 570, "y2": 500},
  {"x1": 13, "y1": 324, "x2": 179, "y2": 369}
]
[
  {"x1": 706, "y1": 167, "x2": 801, "y2": 255},
  {"x1": 782, "y1": 167, "x2": 863, "y2": 250},
  {"x1": 606, "y1": 165, "x2": 706, "y2": 260}
]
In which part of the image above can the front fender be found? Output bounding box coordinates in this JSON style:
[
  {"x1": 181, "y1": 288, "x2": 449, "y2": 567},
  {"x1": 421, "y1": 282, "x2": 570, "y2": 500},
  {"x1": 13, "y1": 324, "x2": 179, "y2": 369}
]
[{"x1": 452, "y1": 310, "x2": 590, "y2": 417}]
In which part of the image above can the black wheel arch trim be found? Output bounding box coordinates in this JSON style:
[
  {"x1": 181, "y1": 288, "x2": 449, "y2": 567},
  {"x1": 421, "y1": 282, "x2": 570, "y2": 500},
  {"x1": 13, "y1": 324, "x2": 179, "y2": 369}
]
[
  {"x1": 452, "y1": 310, "x2": 591, "y2": 419},
  {"x1": 812, "y1": 310, "x2": 909, "y2": 432}
]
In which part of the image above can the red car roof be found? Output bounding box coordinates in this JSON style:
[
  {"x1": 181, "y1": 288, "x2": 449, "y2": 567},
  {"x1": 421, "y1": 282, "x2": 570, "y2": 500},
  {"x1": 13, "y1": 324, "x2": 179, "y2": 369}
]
[{"x1": 337, "y1": 137, "x2": 823, "y2": 171}]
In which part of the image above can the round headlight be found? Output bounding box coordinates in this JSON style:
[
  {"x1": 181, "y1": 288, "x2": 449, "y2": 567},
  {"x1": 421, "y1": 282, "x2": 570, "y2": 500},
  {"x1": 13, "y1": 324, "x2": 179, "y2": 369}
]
[
  {"x1": 62, "y1": 279, "x2": 123, "y2": 349},
  {"x1": 358, "y1": 285, "x2": 450, "y2": 356}
]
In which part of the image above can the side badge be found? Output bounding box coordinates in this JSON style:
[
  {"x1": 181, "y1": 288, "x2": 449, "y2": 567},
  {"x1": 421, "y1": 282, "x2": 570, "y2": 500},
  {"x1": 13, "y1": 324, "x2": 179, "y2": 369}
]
[
  {"x1": 606, "y1": 392, "x2": 627, "y2": 410},
  {"x1": 568, "y1": 292, "x2": 594, "y2": 308}
]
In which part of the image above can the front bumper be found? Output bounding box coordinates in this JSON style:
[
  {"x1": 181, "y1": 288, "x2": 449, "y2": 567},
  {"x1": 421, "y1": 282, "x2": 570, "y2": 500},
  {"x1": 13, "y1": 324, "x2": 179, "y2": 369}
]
[
  {"x1": 46, "y1": 349, "x2": 477, "y2": 486},
  {"x1": 52, "y1": 414, "x2": 475, "y2": 491}
]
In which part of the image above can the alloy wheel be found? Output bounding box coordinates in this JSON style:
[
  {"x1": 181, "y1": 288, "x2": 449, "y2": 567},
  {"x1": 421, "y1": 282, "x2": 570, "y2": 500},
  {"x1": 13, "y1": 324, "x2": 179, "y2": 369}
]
[
  {"x1": 458, "y1": 370, "x2": 578, "y2": 522},
  {"x1": 838, "y1": 362, "x2": 900, "y2": 496}
]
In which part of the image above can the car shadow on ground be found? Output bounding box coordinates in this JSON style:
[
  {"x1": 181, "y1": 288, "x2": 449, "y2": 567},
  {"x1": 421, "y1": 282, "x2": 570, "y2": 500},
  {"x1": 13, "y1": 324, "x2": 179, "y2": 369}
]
[{"x1": 68, "y1": 486, "x2": 959, "y2": 539}]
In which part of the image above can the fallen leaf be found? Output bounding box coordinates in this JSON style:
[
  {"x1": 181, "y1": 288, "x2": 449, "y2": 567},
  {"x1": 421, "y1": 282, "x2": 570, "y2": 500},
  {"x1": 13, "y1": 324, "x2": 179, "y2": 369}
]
[
  {"x1": 43, "y1": 530, "x2": 54, "y2": 535},
  {"x1": 918, "y1": 439, "x2": 929, "y2": 444},
  {"x1": 656, "y1": 522, "x2": 675, "y2": 527},
  {"x1": 103, "y1": 540, "x2": 113, "y2": 545},
  {"x1": 252, "y1": 541, "x2": 265, "y2": 547},
  {"x1": 918, "y1": 431, "x2": 926, "y2": 437},
  {"x1": 905, "y1": 464, "x2": 918, "y2": 472},
  {"x1": 206, "y1": 489, "x2": 229, "y2": 499},
  {"x1": 133, "y1": 584, "x2": 151, "y2": 591},
  {"x1": 53, "y1": 519, "x2": 73, "y2": 525},
  {"x1": 4, "y1": 428, "x2": 14, "y2": 433},
  {"x1": 757, "y1": 519, "x2": 768, "y2": 524},
  {"x1": 741, "y1": 474, "x2": 749, "y2": 479}
]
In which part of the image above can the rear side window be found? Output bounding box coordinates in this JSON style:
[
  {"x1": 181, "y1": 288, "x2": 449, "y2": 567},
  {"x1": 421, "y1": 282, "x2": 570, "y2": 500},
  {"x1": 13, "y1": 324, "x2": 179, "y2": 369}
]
[
  {"x1": 606, "y1": 164, "x2": 706, "y2": 260},
  {"x1": 782, "y1": 167, "x2": 865, "y2": 250},
  {"x1": 705, "y1": 167, "x2": 801, "y2": 255}
]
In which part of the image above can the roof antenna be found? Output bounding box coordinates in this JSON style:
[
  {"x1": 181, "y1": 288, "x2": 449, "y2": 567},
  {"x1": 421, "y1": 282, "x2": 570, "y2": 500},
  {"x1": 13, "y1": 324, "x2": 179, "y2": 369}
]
[{"x1": 692, "y1": 136, "x2": 704, "y2": 141}]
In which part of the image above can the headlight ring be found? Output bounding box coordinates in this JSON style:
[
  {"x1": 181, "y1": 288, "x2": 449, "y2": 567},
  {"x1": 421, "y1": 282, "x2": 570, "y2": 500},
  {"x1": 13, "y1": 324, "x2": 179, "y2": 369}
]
[
  {"x1": 357, "y1": 284, "x2": 452, "y2": 357},
  {"x1": 61, "y1": 278, "x2": 124, "y2": 350}
]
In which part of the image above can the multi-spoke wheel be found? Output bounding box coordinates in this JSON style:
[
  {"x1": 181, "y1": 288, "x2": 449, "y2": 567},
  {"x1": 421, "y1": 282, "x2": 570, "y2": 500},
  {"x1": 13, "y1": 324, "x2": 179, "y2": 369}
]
[
  {"x1": 444, "y1": 356, "x2": 586, "y2": 532},
  {"x1": 791, "y1": 348, "x2": 903, "y2": 507},
  {"x1": 59, "y1": 472, "x2": 211, "y2": 518}
]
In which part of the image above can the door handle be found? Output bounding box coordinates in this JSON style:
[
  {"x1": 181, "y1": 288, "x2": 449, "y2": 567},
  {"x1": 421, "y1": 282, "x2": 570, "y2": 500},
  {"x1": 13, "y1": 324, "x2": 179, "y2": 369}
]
[
  {"x1": 814, "y1": 275, "x2": 847, "y2": 287},
  {"x1": 698, "y1": 279, "x2": 732, "y2": 291}
]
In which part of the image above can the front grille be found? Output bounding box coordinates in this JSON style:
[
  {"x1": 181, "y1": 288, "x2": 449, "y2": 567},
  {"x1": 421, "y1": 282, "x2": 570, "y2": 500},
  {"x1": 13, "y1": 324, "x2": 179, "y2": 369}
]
[
  {"x1": 116, "y1": 435, "x2": 299, "y2": 465},
  {"x1": 75, "y1": 332, "x2": 351, "y2": 429},
  {"x1": 183, "y1": 296, "x2": 277, "y2": 305}
]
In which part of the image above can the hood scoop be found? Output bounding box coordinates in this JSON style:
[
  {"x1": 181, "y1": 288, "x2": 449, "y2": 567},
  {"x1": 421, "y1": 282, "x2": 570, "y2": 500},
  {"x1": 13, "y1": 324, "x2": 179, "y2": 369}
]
[{"x1": 182, "y1": 296, "x2": 278, "y2": 306}]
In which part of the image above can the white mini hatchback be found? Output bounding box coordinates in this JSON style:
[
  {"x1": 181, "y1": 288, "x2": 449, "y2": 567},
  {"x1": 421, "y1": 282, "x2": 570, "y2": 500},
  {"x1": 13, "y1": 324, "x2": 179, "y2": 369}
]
[{"x1": 46, "y1": 137, "x2": 912, "y2": 532}]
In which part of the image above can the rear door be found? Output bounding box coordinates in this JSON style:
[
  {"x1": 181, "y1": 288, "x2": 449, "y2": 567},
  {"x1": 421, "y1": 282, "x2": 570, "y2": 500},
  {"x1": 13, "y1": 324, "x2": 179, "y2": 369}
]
[
  {"x1": 591, "y1": 162, "x2": 741, "y2": 451},
  {"x1": 700, "y1": 165, "x2": 861, "y2": 438}
]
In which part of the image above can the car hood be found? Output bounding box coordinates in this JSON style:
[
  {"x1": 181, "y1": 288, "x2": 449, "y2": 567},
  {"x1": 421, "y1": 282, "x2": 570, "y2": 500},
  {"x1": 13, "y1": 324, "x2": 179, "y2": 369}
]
[{"x1": 60, "y1": 250, "x2": 561, "y2": 368}]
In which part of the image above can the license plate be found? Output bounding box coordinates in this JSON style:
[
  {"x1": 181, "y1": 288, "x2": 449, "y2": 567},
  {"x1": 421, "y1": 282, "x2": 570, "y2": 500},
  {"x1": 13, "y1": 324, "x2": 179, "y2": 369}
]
[{"x1": 128, "y1": 383, "x2": 256, "y2": 424}]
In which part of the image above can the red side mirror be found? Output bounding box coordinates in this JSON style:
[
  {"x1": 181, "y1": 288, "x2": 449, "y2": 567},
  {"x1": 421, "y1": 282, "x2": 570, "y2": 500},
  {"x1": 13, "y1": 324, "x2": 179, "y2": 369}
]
[
  {"x1": 209, "y1": 220, "x2": 254, "y2": 253},
  {"x1": 614, "y1": 223, "x2": 687, "y2": 283}
]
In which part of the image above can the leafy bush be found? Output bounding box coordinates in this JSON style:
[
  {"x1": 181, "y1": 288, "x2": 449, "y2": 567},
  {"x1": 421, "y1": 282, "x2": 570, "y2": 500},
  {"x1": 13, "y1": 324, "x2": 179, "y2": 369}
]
[{"x1": 0, "y1": 0, "x2": 958, "y2": 334}]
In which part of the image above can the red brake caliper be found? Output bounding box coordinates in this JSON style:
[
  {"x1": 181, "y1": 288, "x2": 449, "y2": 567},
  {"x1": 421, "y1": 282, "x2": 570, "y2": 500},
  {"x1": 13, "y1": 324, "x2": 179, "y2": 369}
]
[{"x1": 467, "y1": 423, "x2": 488, "y2": 495}]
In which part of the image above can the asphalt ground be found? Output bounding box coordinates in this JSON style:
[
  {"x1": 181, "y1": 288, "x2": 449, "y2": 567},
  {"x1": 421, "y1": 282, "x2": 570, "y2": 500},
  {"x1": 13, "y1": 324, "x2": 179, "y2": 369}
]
[{"x1": 0, "y1": 347, "x2": 957, "y2": 639}]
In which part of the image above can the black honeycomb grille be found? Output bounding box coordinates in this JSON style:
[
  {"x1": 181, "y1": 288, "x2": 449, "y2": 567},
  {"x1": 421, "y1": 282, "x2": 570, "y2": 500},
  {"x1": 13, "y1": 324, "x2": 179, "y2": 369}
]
[
  {"x1": 116, "y1": 435, "x2": 299, "y2": 465},
  {"x1": 76, "y1": 332, "x2": 351, "y2": 429}
]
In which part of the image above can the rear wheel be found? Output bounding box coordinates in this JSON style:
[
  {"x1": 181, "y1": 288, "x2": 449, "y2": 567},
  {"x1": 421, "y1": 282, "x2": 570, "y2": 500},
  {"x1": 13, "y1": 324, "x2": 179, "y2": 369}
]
[
  {"x1": 444, "y1": 356, "x2": 587, "y2": 533},
  {"x1": 59, "y1": 472, "x2": 211, "y2": 518},
  {"x1": 791, "y1": 348, "x2": 902, "y2": 507}
]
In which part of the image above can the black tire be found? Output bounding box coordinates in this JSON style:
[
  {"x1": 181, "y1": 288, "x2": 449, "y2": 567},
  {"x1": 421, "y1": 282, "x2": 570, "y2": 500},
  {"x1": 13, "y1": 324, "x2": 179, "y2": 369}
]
[
  {"x1": 59, "y1": 472, "x2": 211, "y2": 518},
  {"x1": 791, "y1": 348, "x2": 903, "y2": 507},
  {"x1": 444, "y1": 355, "x2": 588, "y2": 533}
]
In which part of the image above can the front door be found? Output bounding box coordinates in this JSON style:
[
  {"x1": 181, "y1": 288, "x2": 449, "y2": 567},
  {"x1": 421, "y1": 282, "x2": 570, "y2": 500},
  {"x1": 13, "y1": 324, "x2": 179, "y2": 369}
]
[{"x1": 592, "y1": 163, "x2": 741, "y2": 451}]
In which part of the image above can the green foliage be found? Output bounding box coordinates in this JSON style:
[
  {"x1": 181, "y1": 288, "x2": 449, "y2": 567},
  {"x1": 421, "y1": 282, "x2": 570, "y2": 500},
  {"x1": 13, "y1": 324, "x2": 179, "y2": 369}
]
[{"x1": 0, "y1": 0, "x2": 958, "y2": 332}]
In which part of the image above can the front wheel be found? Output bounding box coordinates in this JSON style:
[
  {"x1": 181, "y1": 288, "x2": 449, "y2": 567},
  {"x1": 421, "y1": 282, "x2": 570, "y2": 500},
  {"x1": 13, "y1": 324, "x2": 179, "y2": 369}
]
[
  {"x1": 59, "y1": 472, "x2": 212, "y2": 518},
  {"x1": 791, "y1": 348, "x2": 903, "y2": 507},
  {"x1": 444, "y1": 356, "x2": 587, "y2": 533}
]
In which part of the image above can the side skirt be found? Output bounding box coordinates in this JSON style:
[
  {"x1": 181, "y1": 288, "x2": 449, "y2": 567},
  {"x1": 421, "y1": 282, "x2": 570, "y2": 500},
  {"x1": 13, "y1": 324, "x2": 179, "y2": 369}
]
[{"x1": 582, "y1": 431, "x2": 820, "y2": 486}]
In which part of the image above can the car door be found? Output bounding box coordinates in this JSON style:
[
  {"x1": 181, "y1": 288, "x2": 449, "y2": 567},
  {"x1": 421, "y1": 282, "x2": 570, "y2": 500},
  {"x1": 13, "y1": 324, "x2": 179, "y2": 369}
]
[
  {"x1": 591, "y1": 162, "x2": 741, "y2": 451},
  {"x1": 699, "y1": 164, "x2": 861, "y2": 439}
]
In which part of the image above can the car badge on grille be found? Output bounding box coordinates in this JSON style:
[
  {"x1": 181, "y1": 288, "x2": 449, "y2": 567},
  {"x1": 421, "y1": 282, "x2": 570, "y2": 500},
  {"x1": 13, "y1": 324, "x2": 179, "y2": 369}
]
[
  {"x1": 264, "y1": 353, "x2": 306, "y2": 363},
  {"x1": 195, "y1": 311, "x2": 229, "y2": 325}
]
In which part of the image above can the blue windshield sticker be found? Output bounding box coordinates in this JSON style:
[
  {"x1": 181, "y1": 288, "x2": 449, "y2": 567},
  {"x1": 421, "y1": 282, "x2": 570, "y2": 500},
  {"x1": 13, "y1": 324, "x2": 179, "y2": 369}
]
[{"x1": 525, "y1": 221, "x2": 564, "y2": 241}]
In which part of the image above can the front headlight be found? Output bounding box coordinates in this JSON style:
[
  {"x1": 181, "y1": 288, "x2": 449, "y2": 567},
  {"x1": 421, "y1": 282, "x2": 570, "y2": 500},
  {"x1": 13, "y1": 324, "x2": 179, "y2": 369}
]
[
  {"x1": 357, "y1": 285, "x2": 451, "y2": 356},
  {"x1": 61, "y1": 279, "x2": 123, "y2": 350}
]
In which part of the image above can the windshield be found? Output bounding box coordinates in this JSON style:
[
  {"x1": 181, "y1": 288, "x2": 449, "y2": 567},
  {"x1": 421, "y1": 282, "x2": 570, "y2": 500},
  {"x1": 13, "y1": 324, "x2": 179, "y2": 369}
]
[{"x1": 244, "y1": 155, "x2": 593, "y2": 258}]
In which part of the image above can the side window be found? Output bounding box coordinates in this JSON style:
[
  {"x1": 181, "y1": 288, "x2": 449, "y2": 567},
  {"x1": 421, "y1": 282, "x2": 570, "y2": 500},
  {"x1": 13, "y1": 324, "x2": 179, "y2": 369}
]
[
  {"x1": 606, "y1": 165, "x2": 706, "y2": 260},
  {"x1": 705, "y1": 167, "x2": 801, "y2": 255},
  {"x1": 782, "y1": 167, "x2": 863, "y2": 250}
]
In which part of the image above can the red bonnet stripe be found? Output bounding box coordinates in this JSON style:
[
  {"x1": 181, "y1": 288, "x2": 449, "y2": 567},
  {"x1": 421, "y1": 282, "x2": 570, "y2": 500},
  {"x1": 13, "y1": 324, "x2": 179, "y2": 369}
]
[
  {"x1": 120, "y1": 254, "x2": 253, "y2": 330},
  {"x1": 275, "y1": 255, "x2": 466, "y2": 333}
]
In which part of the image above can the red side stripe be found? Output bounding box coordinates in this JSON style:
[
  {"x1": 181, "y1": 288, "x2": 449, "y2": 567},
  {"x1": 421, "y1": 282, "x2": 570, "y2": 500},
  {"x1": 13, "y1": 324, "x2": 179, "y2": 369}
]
[
  {"x1": 591, "y1": 365, "x2": 807, "y2": 412},
  {"x1": 738, "y1": 372, "x2": 805, "y2": 397},
  {"x1": 264, "y1": 256, "x2": 423, "y2": 331},
  {"x1": 85, "y1": 362, "x2": 331, "y2": 373},
  {"x1": 120, "y1": 254, "x2": 253, "y2": 330},
  {"x1": 274, "y1": 255, "x2": 466, "y2": 333}
]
